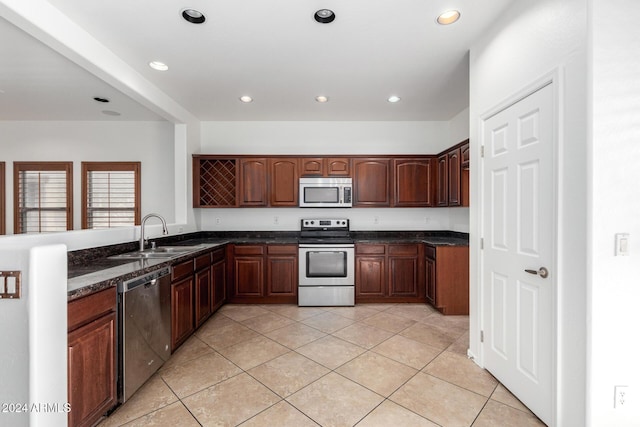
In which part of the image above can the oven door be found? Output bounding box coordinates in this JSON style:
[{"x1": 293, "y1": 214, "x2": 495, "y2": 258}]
[{"x1": 298, "y1": 244, "x2": 355, "y2": 287}]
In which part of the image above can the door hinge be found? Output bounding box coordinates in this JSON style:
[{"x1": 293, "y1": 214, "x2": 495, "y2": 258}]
[
  {"x1": 480, "y1": 330, "x2": 484, "y2": 343},
  {"x1": 480, "y1": 145, "x2": 485, "y2": 158}
]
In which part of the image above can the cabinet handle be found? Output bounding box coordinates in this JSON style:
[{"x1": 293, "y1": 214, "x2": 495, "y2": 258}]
[{"x1": 524, "y1": 267, "x2": 549, "y2": 279}]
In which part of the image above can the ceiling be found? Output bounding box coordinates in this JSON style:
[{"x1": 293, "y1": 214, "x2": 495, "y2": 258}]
[{"x1": 1, "y1": 0, "x2": 515, "y2": 122}]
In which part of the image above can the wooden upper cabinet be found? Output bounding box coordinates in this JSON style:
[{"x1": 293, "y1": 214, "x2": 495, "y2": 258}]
[
  {"x1": 353, "y1": 158, "x2": 391, "y2": 207},
  {"x1": 461, "y1": 141, "x2": 470, "y2": 207},
  {"x1": 436, "y1": 154, "x2": 449, "y2": 206},
  {"x1": 269, "y1": 158, "x2": 298, "y2": 206},
  {"x1": 300, "y1": 158, "x2": 325, "y2": 176},
  {"x1": 300, "y1": 157, "x2": 350, "y2": 177},
  {"x1": 193, "y1": 156, "x2": 238, "y2": 208},
  {"x1": 461, "y1": 142, "x2": 470, "y2": 170},
  {"x1": 327, "y1": 158, "x2": 350, "y2": 176},
  {"x1": 448, "y1": 147, "x2": 462, "y2": 207},
  {"x1": 393, "y1": 158, "x2": 435, "y2": 207},
  {"x1": 239, "y1": 158, "x2": 268, "y2": 206}
]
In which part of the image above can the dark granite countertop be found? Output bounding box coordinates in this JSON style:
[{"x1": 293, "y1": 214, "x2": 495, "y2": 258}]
[
  {"x1": 67, "y1": 230, "x2": 467, "y2": 300},
  {"x1": 67, "y1": 241, "x2": 228, "y2": 300}
]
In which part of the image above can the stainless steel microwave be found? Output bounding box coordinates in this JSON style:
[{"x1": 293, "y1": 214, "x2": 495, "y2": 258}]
[{"x1": 299, "y1": 177, "x2": 352, "y2": 208}]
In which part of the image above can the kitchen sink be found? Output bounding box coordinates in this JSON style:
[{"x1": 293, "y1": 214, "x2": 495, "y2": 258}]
[{"x1": 109, "y1": 245, "x2": 204, "y2": 260}]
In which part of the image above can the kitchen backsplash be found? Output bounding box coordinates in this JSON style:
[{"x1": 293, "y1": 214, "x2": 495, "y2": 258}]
[{"x1": 198, "y1": 207, "x2": 470, "y2": 233}]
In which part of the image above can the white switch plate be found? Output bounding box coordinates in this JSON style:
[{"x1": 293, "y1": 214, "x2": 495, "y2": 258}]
[{"x1": 615, "y1": 233, "x2": 630, "y2": 256}]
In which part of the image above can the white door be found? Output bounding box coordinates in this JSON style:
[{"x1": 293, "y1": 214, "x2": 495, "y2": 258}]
[{"x1": 481, "y1": 83, "x2": 554, "y2": 424}]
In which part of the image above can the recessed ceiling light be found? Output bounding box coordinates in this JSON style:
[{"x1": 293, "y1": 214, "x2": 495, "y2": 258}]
[
  {"x1": 315, "y1": 96, "x2": 329, "y2": 103},
  {"x1": 149, "y1": 61, "x2": 169, "y2": 71},
  {"x1": 239, "y1": 95, "x2": 253, "y2": 103},
  {"x1": 93, "y1": 97, "x2": 110, "y2": 103},
  {"x1": 182, "y1": 8, "x2": 206, "y2": 24},
  {"x1": 101, "y1": 110, "x2": 121, "y2": 116},
  {"x1": 314, "y1": 9, "x2": 335, "y2": 24},
  {"x1": 388, "y1": 96, "x2": 401, "y2": 103},
  {"x1": 437, "y1": 10, "x2": 461, "y2": 25}
]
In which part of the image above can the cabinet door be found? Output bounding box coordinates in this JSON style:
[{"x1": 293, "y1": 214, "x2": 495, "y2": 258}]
[
  {"x1": 68, "y1": 312, "x2": 116, "y2": 427},
  {"x1": 211, "y1": 259, "x2": 227, "y2": 311},
  {"x1": 234, "y1": 256, "x2": 264, "y2": 296},
  {"x1": 388, "y1": 245, "x2": 421, "y2": 297},
  {"x1": 171, "y1": 277, "x2": 194, "y2": 351},
  {"x1": 461, "y1": 142, "x2": 470, "y2": 207},
  {"x1": 355, "y1": 256, "x2": 386, "y2": 296},
  {"x1": 461, "y1": 142, "x2": 470, "y2": 169},
  {"x1": 239, "y1": 158, "x2": 268, "y2": 206},
  {"x1": 300, "y1": 157, "x2": 326, "y2": 176},
  {"x1": 327, "y1": 158, "x2": 350, "y2": 176},
  {"x1": 353, "y1": 158, "x2": 391, "y2": 206},
  {"x1": 448, "y1": 148, "x2": 462, "y2": 206},
  {"x1": 426, "y1": 257, "x2": 436, "y2": 306},
  {"x1": 393, "y1": 158, "x2": 435, "y2": 207},
  {"x1": 195, "y1": 267, "x2": 212, "y2": 327},
  {"x1": 267, "y1": 255, "x2": 297, "y2": 296},
  {"x1": 269, "y1": 158, "x2": 298, "y2": 206},
  {"x1": 437, "y1": 154, "x2": 449, "y2": 206}
]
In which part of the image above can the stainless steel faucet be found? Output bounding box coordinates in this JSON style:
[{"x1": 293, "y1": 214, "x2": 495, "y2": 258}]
[{"x1": 140, "y1": 213, "x2": 168, "y2": 251}]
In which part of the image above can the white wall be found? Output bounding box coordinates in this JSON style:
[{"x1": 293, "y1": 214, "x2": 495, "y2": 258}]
[
  {"x1": 588, "y1": 0, "x2": 640, "y2": 425},
  {"x1": 200, "y1": 121, "x2": 451, "y2": 155},
  {"x1": 449, "y1": 107, "x2": 470, "y2": 147},
  {"x1": 1, "y1": 120, "x2": 176, "y2": 233},
  {"x1": 469, "y1": 0, "x2": 587, "y2": 425},
  {"x1": 0, "y1": 247, "x2": 30, "y2": 427},
  {"x1": 199, "y1": 120, "x2": 469, "y2": 232}
]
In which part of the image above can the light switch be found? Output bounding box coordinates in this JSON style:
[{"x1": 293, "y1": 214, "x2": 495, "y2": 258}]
[{"x1": 615, "y1": 233, "x2": 630, "y2": 256}]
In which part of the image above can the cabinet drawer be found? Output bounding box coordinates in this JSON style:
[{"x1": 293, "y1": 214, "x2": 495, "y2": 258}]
[
  {"x1": 212, "y1": 248, "x2": 226, "y2": 263},
  {"x1": 268, "y1": 244, "x2": 297, "y2": 255},
  {"x1": 234, "y1": 245, "x2": 265, "y2": 256},
  {"x1": 425, "y1": 245, "x2": 436, "y2": 260},
  {"x1": 356, "y1": 244, "x2": 386, "y2": 255},
  {"x1": 172, "y1": 258, "x2": 195, "y2": 281},
  {"x1": 195, "y1": 253, "x2": 212, "y2": 271},
  {"x1": 388, "y1": 244, "x2": 418, "y2": 256},
  {"x1": 68, "y1": 287, "x2": 116, "y2": 332}
]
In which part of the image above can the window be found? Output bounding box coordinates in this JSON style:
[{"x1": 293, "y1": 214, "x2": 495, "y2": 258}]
[
  {"x1": 82, "y1": 162, "x2": 140, "y2": 229},
  {"x1": 1, "y1": 162, "x2": 5, "y2": 235},
  {"x1": 13, "y1": 162, "x2": 73, "y2": 234}
]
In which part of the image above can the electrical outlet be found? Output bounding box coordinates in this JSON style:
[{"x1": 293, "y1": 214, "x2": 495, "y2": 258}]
[
  {"x1": 614, "y1": 385, "x2": 629, "y2": 408},
  {"x1": 215, "y1": 217, "x2": 221, "y2": 225}
]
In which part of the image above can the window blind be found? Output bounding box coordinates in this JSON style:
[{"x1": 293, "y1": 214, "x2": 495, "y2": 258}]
[
  {"x1": 17, "y1": 170, "x2": 69, "y2": 233},
  {"x1": 86, "y1": 170, "x2": 136, "y2": 228}
]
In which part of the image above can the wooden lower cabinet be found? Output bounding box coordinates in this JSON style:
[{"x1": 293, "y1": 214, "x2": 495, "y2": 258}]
[
  {"x1": 211, "y1": 248, "x2": 227, "y2": 311},
  {"x1": 425, "y1": 244, "x2": 469, "y2": 315},
  {"x1": 267, "y1": 245, "x2": 297, "y2": 296},
  {"x1": 171, "y1": 275, "x2": 194, "y2": 351},
  {"x1": 172, "y1": 247, "x2": 228, "y2": 352},
  {"x1": 231, "y1": 244, "x2": 297, "y2": 303},
  {"x1": 355, "y1": 243, "x2": 424, "y2": 302},
  {"x1": 388, "y1": 244, "x2": 423, "y2": 297},
  {"x1": 195, "y1": 261, "x2": 212, "y2": 328},
  {"x1": 67, "y1": 287, "x2": 117, "y2": 427}
]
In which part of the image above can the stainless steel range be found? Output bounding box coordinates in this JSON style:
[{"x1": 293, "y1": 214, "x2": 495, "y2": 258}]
[{"x1": 298, "y1": 218, "x2": 355, "y2": 306}]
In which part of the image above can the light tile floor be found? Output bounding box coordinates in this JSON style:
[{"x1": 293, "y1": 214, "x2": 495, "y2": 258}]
[{"x1": 99, "y1": 303, "x2": 546, "y2": 427}]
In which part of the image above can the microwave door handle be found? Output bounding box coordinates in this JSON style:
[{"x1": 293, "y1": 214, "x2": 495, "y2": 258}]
[{"x1": 339, "y1": 186, "x2": 344, "y2": 204}]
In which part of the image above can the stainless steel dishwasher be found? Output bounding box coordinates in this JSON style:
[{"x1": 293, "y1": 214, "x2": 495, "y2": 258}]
[{"x1": 117, "y1": 266, "x2": 171, "y2": 402}]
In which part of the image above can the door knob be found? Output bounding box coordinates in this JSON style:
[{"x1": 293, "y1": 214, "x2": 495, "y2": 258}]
[{"x1": 524, "y1": 267, "x2": 549, "y2": 279}]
